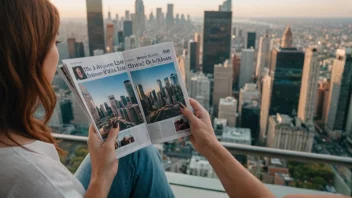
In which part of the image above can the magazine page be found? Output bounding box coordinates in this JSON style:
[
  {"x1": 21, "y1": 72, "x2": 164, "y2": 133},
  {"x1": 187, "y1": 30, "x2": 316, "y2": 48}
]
[
  {"x1": 57, "y1": 65, "x2": 88, "y2": 116},
  {"x1": 123, "y1": 42, "x2": 191, "y2": 144},
  {"x1": 62, "y1": 52, "x2": 152, "y2": 158}
]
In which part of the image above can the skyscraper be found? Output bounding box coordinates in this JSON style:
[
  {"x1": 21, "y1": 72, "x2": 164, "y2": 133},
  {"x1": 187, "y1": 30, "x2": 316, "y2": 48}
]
[
  {"x1": 136, "y1": 84, "x2": 146, "y2": 100},
  {"x1": 79, "y1": 84, "x2": 100, "y2": 122},
  {"x1": 194, "y1": 32, "x2": 201, "y2": 68},
  {"x1": 124, "y1": 80, "x2": 137, "y2": 104},
  {"x1": 213, "y1": 60, "x2": 233, "y2": 106},
  {"x1": 170, "y1": 74, "x2": 179, "y2": 85},
  {"x1": 219, "y1": 0, "x2": 232, "y2": 11},
  {"x1": 67, "y1": 38, "x2": 76, "y2": 58},
  {"x1": 156, "y1": 8, "x2": 162, "y2": 26},
  {"x1": 86, "y1": 0, "x2": 105, "y2": 56},
  {"x1": 239, "y1": 83, "x2": 261, "y2": 125},
  {"x1": 75, "y1": 42, "x2": 85, "y2": 57},
  {"x1": 256, "y1": 34, "x2": 271, "y2": 78},
  {"x1": 246, "y1": 32, "x2": 256, "y2": 49},
  {"x1": 123, "y1": 21, "x2": 133, "y2": 38},
  {"x1": 106, "y1": 23, "x2": 114, "y2": 53},
  {"x1": 188, "y1": 40, "x2": 197, "y2": 72},
  {"x1": 166, "y1": 4, "x2": 174, "y2": 29},
  {"x1": 267, "y1": 114, "x2": 314, "y2": 152},
  {"x1": 269, "y1": 27, "x2": 304, "y2": 116},
  {"x1": 125, "y1": 10, "x2": 130, "y2": 20},
  {"x1": 239, "y1": 48, "x2": 255, "y2": 89},
  {"x1": 298, "y1": 47, "x2": 320, "y2": 124},
  {"x1": 108, "y1": 95, "x2": 119, "y2": 116},
  {"x1": 260, "y1": 74, "x2": 271, "y2": 142},
  {"x1": 135, "y1": 0, "x2": 145, "y2": 36},
  {"x1": 189, "y1": 73, "x2": 211, "y2": 111},
  {"x1": 202, "y1": 11, "x2": 232, "y2": 74},
  {"x1": 325, "y1": 48, "x2": 352, "y2": 132},
  {"x1": 232, "y1": 52, "x2": 241, "y2": 89},
  {"x1": 281, "y1": 26, "x2": 293, "y2": 48},
  {"x1": 218, "y1": 97, "x2": 237, "y2": 127}
]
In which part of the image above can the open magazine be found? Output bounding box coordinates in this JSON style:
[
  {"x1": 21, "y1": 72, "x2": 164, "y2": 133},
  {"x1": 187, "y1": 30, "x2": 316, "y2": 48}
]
[{"x1": 59, "y1": 42, "x2": 191, "y2": 158}]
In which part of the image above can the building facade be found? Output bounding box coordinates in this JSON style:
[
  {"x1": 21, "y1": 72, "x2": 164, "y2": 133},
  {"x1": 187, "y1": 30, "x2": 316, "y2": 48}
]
[
  {"x1": 213, "y1": 60, "x2": 233, "y2": 107},
  {"x1": 86, "y1": 0, "x2": 105, "y2": 56},
  {"x1": 298, "y1": 47, "x2": 320, "y2": 123},
  {"x1": 218, "y1": 97, "x2": 237, "y2": 127},
  {"x1": 239, "y1": 48, "x2": 255, "y2": 89},
  {"x1": 202, "y1": 11, "x2": 232, "y2": 74},
  {"x1": 267, "y1": 114, "x2": 314, "y2": 153}
]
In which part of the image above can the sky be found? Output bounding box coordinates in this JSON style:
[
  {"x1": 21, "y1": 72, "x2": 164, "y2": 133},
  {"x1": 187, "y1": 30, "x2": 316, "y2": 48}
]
[
  {"x1": 51, "y1": 0, "x2": 352, "y2": 19},
  {"x1": 130, "y1": 63, "x2": 176, "y2": 94},
  {"x1": 80, "y1": 73, "x2": 129, "y2": 107}
]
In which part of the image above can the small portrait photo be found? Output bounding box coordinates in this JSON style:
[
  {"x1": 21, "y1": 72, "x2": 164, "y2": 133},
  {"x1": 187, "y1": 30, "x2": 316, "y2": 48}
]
[
  {"x1": 117, "y1": 131, "x2": 136, "y2": 148},
  {"x1": 174, "y1": 118, "x2": 190, "y2": 132},
  {"x1": 73, "y1": 66, "x2": 88, "y2": 80}
]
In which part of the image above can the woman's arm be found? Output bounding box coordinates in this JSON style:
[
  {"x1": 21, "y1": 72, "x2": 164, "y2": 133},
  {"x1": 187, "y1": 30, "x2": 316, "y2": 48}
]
[{"x1": 181, "y1": 99, "x2": 275, "y2": 198}]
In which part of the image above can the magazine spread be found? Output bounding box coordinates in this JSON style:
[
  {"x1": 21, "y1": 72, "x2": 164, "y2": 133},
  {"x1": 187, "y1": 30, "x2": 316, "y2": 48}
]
[{"x1": 61, "y1": 43, "x2": 191, "y2": 158}]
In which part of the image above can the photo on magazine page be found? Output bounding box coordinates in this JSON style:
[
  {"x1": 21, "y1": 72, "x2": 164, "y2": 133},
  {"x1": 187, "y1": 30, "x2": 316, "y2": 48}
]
[
  {"x1": 77, "y1": 72, "x2": 144, "y2": 139},
  {"x1": 130, "y1": 62, "x2": 186, "y2": 124}
]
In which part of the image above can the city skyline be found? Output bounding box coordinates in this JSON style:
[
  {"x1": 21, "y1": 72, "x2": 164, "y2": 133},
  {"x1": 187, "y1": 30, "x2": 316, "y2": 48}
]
[
  {"x1": 130, "y1": 63, "x2": 178, "y2": 94},
  {"x1": 79, "y1": 73, "x2": 130, "y2": 107},
  {"x1": 52, "y1": 0, "x2": 352, "y2": 19}
]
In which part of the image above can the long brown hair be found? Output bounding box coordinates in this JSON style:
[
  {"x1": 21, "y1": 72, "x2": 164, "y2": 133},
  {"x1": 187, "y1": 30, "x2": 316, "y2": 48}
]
[{"x1": 0, "y1": 0, "x2": 62, "y2": 153}]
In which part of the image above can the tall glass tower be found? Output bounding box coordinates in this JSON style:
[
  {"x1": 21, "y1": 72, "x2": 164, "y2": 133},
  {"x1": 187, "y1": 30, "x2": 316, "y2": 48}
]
[{"x1": 86, "y1": 0, "x2": 105, "y2": 56}]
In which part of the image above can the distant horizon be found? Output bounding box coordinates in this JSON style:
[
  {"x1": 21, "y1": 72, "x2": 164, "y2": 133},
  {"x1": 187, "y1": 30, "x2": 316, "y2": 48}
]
[{"x1": 52, "y1": 0, "x2": 352, "y2": 19}]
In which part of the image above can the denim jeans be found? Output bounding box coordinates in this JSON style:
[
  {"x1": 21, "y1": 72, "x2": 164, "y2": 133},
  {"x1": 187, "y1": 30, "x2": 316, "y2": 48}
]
[{"x1": 75, "y1": 145, "x2": 175, "y2": 198}]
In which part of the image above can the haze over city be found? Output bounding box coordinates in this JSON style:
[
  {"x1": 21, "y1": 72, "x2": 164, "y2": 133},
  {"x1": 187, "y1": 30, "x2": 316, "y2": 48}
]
[{"x1": 52, "y1": 0, "x2": 352, "y2": 18}]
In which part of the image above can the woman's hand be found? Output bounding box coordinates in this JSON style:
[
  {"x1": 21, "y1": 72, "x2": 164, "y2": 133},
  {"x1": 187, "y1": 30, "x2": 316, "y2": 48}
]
[
  {"x1": 88, "y1": 122, "x2": 119, "y2": 185},
  {"x1": 180, "y1": 98, "x2": 219, "y2": 157}
]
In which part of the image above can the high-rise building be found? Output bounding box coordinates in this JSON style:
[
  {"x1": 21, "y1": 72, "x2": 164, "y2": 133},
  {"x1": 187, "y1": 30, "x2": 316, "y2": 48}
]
[
  {"x1": 124, "y1": 80, "x2": 137, "y2": 104},
  {"x1": 325, "y1": 48, "x2": 352, "y2": 132},
  {"x1": 239, "y1": 48, "x2": 255, "y2": 89},
  {"x1": 156, "y1": 8, "x2": 162, "y2": 26},
  {"x1": 106, "y1": 23, "x2": 114, "y2": 53},
  {"x1": 298, "y1": 47, "x2": 320, "y2": 124},
  {"x1": 136, "y1": 84, "x2": 146, "y2": 100},
  {"x1": 108, "y1": 95, "x2": 119, "y2": 116},
  {"x1": 315, "y1": 79, "x2": 330, "y2": 121},
  {"x1": 170, "y1": 74, "x2": 179, "y2": 85},
  {"x1": 202, "y1": 11, "x2": 232, "y2": 74},
  {"x1": 232, "y1": 52, "x2": 241, "y2": 89},
  {"x1": 188, "y1": 40, "x2": 198, "y2": 72},
  {"x1": 267, "y1": 114, "x2": 314, "y2": 152},
  {"x1": 256, "y1": 34, "x2": 272, "y2": 78},
  {"x1": 123, "y1": 21, "x2": 133, "y2": 38},
  {"x1": 135, "y1": 0, "x2": 145, "y2": 36},
  {"x1": 260, "y1": 74, "x2": 272, "y2": 142},
  {"x1": 166, "y1": 4, "x2": 174, "y2": 29},
  {"x1": 194, "y1": 32, "x2": 201, "y2": 68},
  {"x1": 124, "y1": 35, "x2": 138, "y2": 50},
  {"x1": 189, "y1": 73, "x2": 211, "y2": 111},
  {"x1": 67, "y1": 38, "x2": 76, "y2": 58},
  {"x1": 269, "y1": 26, "x2": 304, "y2": 116},
  {"x1": 213, "y1": 60, "x2": 233, "y2": 106},
  {"x1": 219, "y1": 0, "x2": 232, "y2": 11},
  {"x1": 86, "y1": 0, "x2": 105, "y2": 56},
  {"x1": 79, "y1": 84, "x2": 100, "y2": 122},
  {"x1": 75, "y1": 42, "x2": 85, "y2": 57},
  {"x1": 125, "y1": 10, "x2": 130, "y2": 20},
  {"x1": 218, "y1": 97, "x2": 237, "y2": 127},
  {"x1": 281, "y1": 26, "x2": 293, "y2": 48},
  {"x1": 246, "y1": 32, "x2": 256, "y2": 49},
  {"x1": 239, "y1": 84, "x2": 261, "y2": 143}
]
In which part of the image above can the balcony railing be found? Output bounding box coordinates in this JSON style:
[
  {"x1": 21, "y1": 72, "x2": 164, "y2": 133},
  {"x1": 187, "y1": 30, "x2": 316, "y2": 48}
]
[{"x1": 53, "y1": 133, "x2": 352, "y2": 167}]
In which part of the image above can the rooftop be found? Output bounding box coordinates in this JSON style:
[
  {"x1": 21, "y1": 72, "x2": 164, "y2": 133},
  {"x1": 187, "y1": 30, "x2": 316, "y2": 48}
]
[{"x1": 222, "y1": 127, "x2": 251, "y2": 142}]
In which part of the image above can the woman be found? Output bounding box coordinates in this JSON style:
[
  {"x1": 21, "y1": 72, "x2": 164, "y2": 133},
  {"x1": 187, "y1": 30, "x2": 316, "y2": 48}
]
[{"x1": 0, "y1": 1, "x2": 173, "y2": 197}]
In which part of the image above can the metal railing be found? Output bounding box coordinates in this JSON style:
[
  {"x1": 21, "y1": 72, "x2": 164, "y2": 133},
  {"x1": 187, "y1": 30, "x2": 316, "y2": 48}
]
[{"x1": 53, "y1": 133, "x2": 352, "y2": 167}]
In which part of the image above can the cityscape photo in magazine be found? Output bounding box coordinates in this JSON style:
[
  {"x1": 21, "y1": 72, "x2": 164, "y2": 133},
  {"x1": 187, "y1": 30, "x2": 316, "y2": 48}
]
[
  {"x1": 78, "y1": 72, "x2": 144, "y2": 138},
  {"x1": 130, "y1": 62, "x2": 186, "y2": 124}
]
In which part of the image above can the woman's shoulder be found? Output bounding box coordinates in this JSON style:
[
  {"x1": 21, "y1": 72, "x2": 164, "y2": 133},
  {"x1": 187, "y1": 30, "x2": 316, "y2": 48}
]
[{"x1": 0, "y1": 142, "x2": 85, "y2": 197}]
